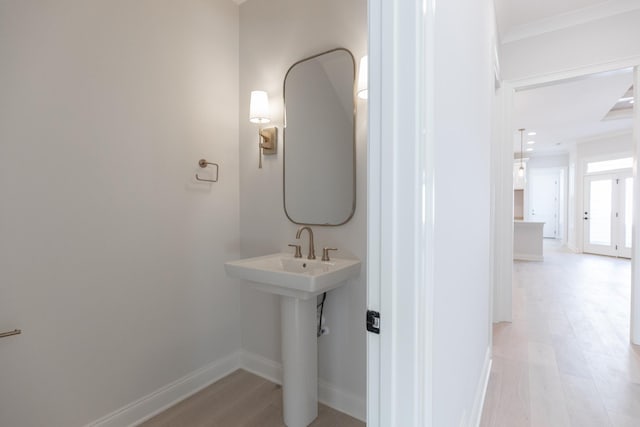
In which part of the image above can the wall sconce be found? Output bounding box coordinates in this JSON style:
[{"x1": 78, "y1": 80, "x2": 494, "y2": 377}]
[
  {"x1": 249, "y1": 90, "x2": 277, "y2": 169},
  {"x1": 357, "y1": 55, "x2": 368, "y2": 100}
]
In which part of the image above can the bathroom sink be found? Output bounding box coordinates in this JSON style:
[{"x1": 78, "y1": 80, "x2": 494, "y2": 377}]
[
  {"x1": 225, "y1": 251, "x2": 361, "y2": 426},
  {"x1": 224, "y1": 253, "x2": 360, "y2": 300}
]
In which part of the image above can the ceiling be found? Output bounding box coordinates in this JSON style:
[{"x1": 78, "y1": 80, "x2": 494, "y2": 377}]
[
  {"x1": 513, "y1": 70, "x2": 634, "y2": 155},
  {"x1": 493, "y1": 0, "x2": 638, "y2": 42},
  {"x1": 495, "y1": 0, "x2": 605, "y2": 37},
  {"x1": 493, "y1": 0, "x2": 637, "y2": 157}
]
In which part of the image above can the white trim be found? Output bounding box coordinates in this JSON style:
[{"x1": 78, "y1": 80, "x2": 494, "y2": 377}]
[
  {"x1": 575, "y1": 130, "x2": 634, "y2": 145},
  {"x1": 366, "y1": 0, "x2": 383, "y2": 424},
  {"x1": 508, "y1": 56, "x2": 640, "y2": 91},
  {"x1": 368, "y1": 0, "x2": 435, "y2": 426},
  {"x1": 86, "y1": 350, "x2": 366, "y2": 426},
  {"x1": 630, "y1": 66, "x2": 640, "y2": 344},
  {"x1": 239, "y1": 350, "x2": 282, "y2": 385},
  {"x1": 238, "y1": 350, "x2": 365, "y2": 421},
  {"x1": 513, "y1": 253, "x2": 544, "y2": 262},
  {"x1": 493, "y1": 86, "x2": 515, "y2": 323},
  {"x1": 86, "y1": 351, "x2": 241, "y2": 427},
  {"x1": 495, "y1": 57, "x2": 640, "y2": 330},
  {"x1": 470, "y1": 347, "x2": 492, "y2": 427},
  {"x1": 318, "y1": 379, "x2": 366, "y2": 422},
  {"x1": 566, "y1": 243, "x2": 580, "y2": 253},
  {"x1": 501, "y1": 0, "x2": 640, "y2": 44}
]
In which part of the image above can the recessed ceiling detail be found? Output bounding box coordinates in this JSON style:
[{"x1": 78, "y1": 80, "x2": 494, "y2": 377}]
[
  {"x1": 495, "y1": 0, "x2": 640, "y2": 43},
  {"x1": 602, "y1": 85, "x2": 635, "y2": 121},
  {"x1": 513, "y1": 69, "x2": 633, "y2": 155}
]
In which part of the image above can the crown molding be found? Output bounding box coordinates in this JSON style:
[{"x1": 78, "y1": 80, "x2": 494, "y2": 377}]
[
  {"x1": 574, "y1": 128, "x2": 633, "y2": 144},
  {"x1": 502, "y1": 0, "x2": 640, "y2": 44}
]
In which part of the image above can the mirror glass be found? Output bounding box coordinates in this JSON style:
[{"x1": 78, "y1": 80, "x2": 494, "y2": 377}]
[{"x1": 283, "y1": 48, "x2": 356, "y2": 225}]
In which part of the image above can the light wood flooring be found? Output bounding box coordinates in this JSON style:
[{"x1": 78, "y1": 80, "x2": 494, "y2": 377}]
[
  {"x1": 480, "y1": 241, "x2": 640, "y2": 427},
  {"x1": 139, "y1": 369, "x2": 364, "y2": 427}
]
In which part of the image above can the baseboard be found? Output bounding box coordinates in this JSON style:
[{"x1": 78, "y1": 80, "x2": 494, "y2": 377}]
[
  {"x1": 239, "y1": 350, "x2": 283, "y2": 386},
  {"x1": 318, "y1": 378, "x2": 366, "y2": 422},
  {"x1": 567, "y1": 244, "x2": 580, "y2": 253},
  {"x1": 238, "y1": 350, "x2": 366, "y2": 422},
  {"x1": 86, "y1": 350, "x2": 365, "y2": 426},
  {"x1": 86, "y1": 351, "x2": 241, "y2": 427},
  {"x1": 470, "y1": 347, "x2": 492, "y2": 427},
  {"x1": 513, "y1": 253, "x2": 543, "y2": 261}
]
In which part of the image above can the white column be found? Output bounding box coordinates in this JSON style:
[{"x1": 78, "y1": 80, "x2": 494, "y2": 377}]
[
  {"x1": 280, "y1": 296, "x2": 317, "y2": 427},
  {"x1": 493, "y1": 85, "x2": 515, "y2": 323},
  {"x1": 631, "y1": 66, "x2": 640, "y2": 344}
]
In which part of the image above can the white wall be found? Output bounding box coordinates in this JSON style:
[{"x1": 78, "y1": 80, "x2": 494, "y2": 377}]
[
  {"x1": 501, "y1": 10, "x2": 640, "y2": 81},
  {"x1": 526, "y1": 153, "x2": 569, "y2": 168},
  {"x1": 568, "y1": 145, "x2": 579, "y2": 250},
  {"x1": 432, "y1": 0, "x2": 494, "y2": 424},
  {"x1": 238, "y1": 0, "x2": 367, "y2": 418},
  {"x1": 0, "y1": 1, "x2": 241, "y2": 426}
]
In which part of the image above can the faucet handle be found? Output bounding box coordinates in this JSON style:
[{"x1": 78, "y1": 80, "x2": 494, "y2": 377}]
[
  {"x1": 288, "y1": 244, "x2": 302, "y2": 258},
  {"x1": 321, "y1": 247, "x2": 338, "y2": 262}
]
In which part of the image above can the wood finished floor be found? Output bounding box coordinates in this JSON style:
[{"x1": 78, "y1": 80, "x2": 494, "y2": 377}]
[
  {"x1": 480, "y1": 241, "x2": 640, "y2": 427},
  {"x1": 139, "y1": 369, "x2": 364, "y2": 427}
]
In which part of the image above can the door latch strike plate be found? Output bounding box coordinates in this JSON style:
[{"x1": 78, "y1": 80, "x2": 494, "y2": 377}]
[{"x1": 366, "y1": 310, "x2": 380, "y2": 334}]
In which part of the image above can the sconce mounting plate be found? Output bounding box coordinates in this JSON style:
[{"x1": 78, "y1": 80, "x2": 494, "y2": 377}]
[{"x1": 260, "y1": 127, "x2": 277, "y2": 155}]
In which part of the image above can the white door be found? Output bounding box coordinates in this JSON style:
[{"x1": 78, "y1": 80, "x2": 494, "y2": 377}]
[
  {"x1": 584, "y1": 172, "x2": 632, "y2": 258},
  {"x1": 529, "y1": 169, "x2": 559, "y2": 238}
]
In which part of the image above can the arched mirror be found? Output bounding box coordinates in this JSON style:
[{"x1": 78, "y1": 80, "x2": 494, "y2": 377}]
[{"x1": 283, "y1": 48, "x2": 356, "y2": 226}]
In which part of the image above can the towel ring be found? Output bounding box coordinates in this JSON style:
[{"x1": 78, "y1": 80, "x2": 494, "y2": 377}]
[{"x1": 196, "y1": 159, "x2": 219, "y2": 183}]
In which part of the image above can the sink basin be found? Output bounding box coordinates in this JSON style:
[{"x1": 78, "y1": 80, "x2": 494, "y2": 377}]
[{"x1": 224, "y1": 252, "x2": 360, "y2": 300}]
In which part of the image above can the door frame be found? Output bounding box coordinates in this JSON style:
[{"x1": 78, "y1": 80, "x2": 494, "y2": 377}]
[
  {"x1": 495, "y1": 61, "x2": 640, "y2": 342},
  {"x1": 368, "y1": 5, "x2": 640, "y2": 425},
  {"x1": 583, "y1": 170, "x2": 633, "y2": 257},
  {"x1": 367, "y1": 0, "x2": 434, "y2": 425},
  {"x1": 632, "y1": 67, "x2": 640, "y2": 344},
  {"x1": 583, "y1": 172, "x2": 623, "y2": 256}
]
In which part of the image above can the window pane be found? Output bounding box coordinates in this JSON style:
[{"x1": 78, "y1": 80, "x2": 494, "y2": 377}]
[
  {"x1": 587, "y1": 157, "x2": 633, "y2": 174},
  {"x1": 589, "y1": 179, "x2": 612, "y2": 245}
]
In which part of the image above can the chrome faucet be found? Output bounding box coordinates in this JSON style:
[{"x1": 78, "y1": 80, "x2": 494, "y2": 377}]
[{"x1": 295, "y1": 226, "x2": 316, "y2": 260}]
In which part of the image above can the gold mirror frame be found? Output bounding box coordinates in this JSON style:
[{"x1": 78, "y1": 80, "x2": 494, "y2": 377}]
[{"x1": 282, "y1": 47, "x2": 357, "y2": 226}]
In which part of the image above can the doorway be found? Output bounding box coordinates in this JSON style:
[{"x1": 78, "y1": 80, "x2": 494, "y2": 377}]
[
  {"x1": 528, "y1": 168, "x2": 561, "y2": 239},
  {"x1": 494, "y1": 65, "x2": 639, "y2": 331},
  {"x1": 584, "y1": 169, "x2": 633, "y2": 258}
]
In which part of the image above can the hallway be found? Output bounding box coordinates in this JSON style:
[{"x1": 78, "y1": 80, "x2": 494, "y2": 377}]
[{"x1": 481, "y1": 242, "x2": 640, "y2": 426}]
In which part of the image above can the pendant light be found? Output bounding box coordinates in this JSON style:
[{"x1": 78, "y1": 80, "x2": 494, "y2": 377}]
[{"x1": 518, "y1": 128, "x2": 525, "y2": 177}]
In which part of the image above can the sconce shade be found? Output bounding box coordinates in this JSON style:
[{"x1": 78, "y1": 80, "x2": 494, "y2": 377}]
[
  {"x1": 250, "y1": 90, "x2": 270, "y2": 124},
  {"x1": 357, "y1": 56, "x2": 368, "y2": 100}
]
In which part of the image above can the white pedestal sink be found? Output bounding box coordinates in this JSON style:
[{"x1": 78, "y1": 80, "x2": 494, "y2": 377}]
[{"x1": 224, "y1": 253, "x2": 360, "y2": 427}]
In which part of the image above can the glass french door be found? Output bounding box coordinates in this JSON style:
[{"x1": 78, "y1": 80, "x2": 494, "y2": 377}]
[{"x1": 583, "y1": 172, "x2": 632, "y2": 258}]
